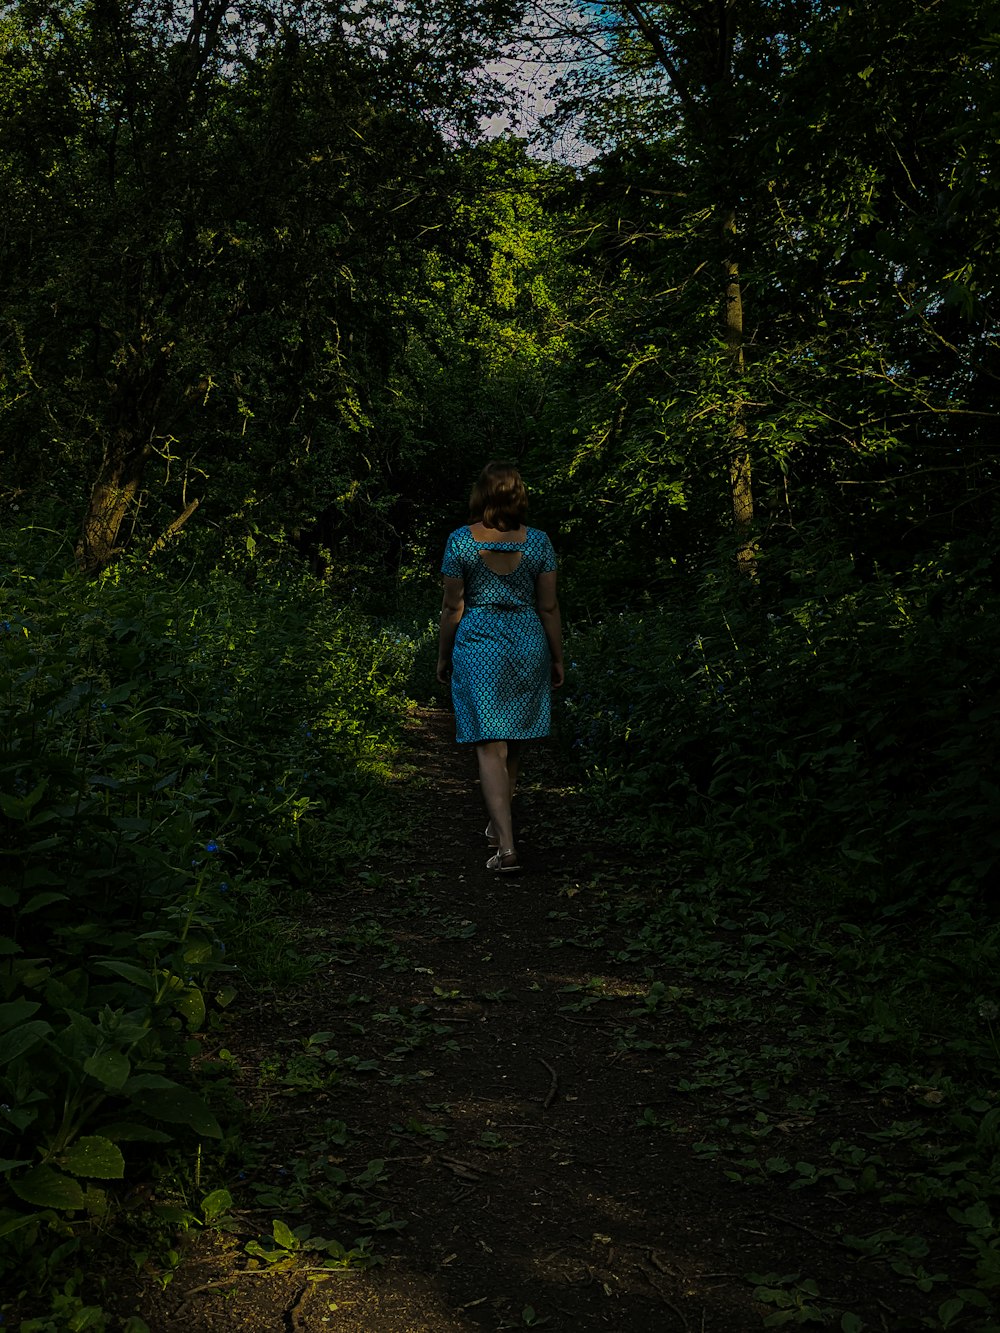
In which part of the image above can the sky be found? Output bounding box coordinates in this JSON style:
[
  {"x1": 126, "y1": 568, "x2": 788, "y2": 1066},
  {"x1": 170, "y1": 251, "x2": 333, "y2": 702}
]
[{"x1": 479, "y1": 0, "x2": 604, "y2": 164}]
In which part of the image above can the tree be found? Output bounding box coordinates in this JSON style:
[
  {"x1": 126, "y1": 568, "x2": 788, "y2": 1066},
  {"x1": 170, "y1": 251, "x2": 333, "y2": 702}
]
[
  {"x1": 0, "y1": 0, "x2": 527, "y2": 571},
  {"x1": 517, "y1": 0, "x2": 1000, "y2": 591}
]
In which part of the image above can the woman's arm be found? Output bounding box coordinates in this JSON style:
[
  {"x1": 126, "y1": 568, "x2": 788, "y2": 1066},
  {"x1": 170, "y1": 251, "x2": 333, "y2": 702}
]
[
  {"x1": 535, "y1": 570, "x2": 565, "y2": 688},
  {"x1": 436, "y1": 575, "x2": 465, "y2": 683}
]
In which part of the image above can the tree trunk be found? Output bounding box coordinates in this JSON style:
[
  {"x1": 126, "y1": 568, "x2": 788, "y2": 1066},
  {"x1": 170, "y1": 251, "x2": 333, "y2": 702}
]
[
  {"x1": 720, "y1": 204, "x2": 757, "y2": 578},
  {"x1": 76, "y1": 434, "x2": 153, "y2": 573}
]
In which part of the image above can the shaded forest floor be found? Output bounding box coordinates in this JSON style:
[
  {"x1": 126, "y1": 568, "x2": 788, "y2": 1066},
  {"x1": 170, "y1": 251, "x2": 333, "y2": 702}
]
[{"x1": 102, "y1": 709, "x2": 966, "y2": 1332}]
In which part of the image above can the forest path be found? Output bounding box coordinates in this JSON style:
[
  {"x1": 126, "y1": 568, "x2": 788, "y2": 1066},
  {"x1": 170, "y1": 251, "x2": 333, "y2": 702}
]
[{"x1": 117, "y1": 709, "x2": 890, "y2": 1332}]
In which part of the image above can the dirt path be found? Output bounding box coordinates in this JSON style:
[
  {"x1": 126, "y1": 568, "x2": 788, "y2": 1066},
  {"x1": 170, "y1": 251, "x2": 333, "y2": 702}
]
[{"x1": 111, "y1": 709, "x2": 909, "y2": 1332}]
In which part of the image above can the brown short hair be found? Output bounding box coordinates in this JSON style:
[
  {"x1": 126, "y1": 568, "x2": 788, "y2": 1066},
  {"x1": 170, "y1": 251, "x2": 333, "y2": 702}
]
[{"x1": 469, "y1": 462, "x2": 528, "y2": 530}]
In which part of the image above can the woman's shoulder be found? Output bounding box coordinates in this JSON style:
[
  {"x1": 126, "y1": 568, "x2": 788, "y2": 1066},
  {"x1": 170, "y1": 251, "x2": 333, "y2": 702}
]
[{"x1": 526, "y1": 526, "x2": 554, "y2": 546}]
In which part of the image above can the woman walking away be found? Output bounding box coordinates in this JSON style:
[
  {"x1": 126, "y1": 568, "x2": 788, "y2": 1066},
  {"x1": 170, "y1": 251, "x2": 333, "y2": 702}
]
[{"x1": 436, "y1": 462, "x2": 564, "y2": 874}]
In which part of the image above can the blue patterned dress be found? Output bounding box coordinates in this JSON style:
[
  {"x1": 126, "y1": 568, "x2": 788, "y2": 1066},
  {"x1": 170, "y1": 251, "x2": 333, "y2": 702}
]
[{"x1": 441, "y1": 526, "x2": 558, "y2": 744}]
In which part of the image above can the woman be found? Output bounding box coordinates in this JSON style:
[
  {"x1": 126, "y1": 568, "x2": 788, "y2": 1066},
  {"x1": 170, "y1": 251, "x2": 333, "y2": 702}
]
[{"x1": 436, "y1": 462, "x2": 564, "y2": 874}]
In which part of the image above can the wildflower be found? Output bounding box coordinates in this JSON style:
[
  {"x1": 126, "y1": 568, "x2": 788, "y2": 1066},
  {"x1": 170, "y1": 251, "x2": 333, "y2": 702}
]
[
  {"x1": 979, "y1": 1001, "x2": 999, "y2": 1022},
  {"x1": 205, "y1": 840, "x2": 220, "y2": 853},
  {"x1": 218, "y1": 882, "x2": 230, "y2": 895}
]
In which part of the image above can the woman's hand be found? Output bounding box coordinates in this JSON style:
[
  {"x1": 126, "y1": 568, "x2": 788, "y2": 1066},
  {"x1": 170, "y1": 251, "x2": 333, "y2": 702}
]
[
  {"x1": 551, "y1": 660, "x2": 565, "y2": 688},
  {"x1": 436, "y1": 656, "x2": 452, "y2": 685}
]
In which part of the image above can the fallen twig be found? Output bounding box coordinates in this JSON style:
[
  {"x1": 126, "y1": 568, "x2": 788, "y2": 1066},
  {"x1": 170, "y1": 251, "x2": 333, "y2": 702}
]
[
  {"x1": 757, "y1": 1211, "x2": 835, "y2": 1244},
  {"x1": 181, "y1": 1266, "x2": 358, "y2": 1298},
  {"x1": 537, "y1": 1056, "x2": 559, "y2": 1109},
  {"x1": 457, "y1": 1295, "x2": 489, "y2": 1311},
  {"x1": 640, "y1": 1271, "x2": 690, "y2": 1331}
]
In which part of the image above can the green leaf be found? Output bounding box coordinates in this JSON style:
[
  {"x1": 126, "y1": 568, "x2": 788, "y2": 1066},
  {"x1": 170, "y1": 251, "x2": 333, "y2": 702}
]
[
  {"x1": 183, "y1": 939, "x2": 213, "y2": 965},
  {"x1": 841, "y1": 1314, "x2": 866, "y2": 1332},
  {"x1": 201, "y1": 1188, "x2": 233, "y2": 1223},
  {"x1": 99, "y1": 1122, "x2": 173, "y2": 1143},
  {"x1": 10, "y1": 1165, "x2": 86, "y2": 1210},
  {"x1": 0, "y1": 782, "x2": 47, "y2": 820},
  {"x1": 174, "y1": 986, "x2": 206, "y2": 1031},
  {"x1": 0, "y1": 998, "x2": 41, "y2": 1031},
  {"x1": 937, "y1": 1298, "x2": 965, "y2": 1328},
  {"x1": 84, "y1": 1049, "x2": 132, "y2": 1090},
  {"x1": 92, "y1": 960, "x2": 155, "y2": 990},
  {"x1": 131, "y1": 1088, "x2": 222, "y2": 1138},
  {"x1": 21, "y1": 867, "x2": 65, "y2": 888},
  {"x1": 20, "y1": 891, "x2": 69, "y2": 915},
  {"x1": 272, "y1": 1218, "x2": 300, "y2": 1251},
  {"x1": 0, "y1": 936, "x2": 20, "y2": 955},
  {"x1": 0, "y1": 1210, "x2": 45, "y2": 1238},
  {"x1": 0, "y1": 1157, "x2": 33, "y2": 1172},
  {"x1": 123, "y1": 1074, "x2": 180, "y2": 1094},
  {"x1": 59, "y1": 1136, "x2": 126, "y2": 1179},
  {"x1": 0, "y1": 1020, "x2": 52, "y2": 1066}
]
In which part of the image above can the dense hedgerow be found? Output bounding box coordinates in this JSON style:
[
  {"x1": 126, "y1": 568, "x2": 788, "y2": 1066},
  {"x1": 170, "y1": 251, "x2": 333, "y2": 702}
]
[{"x1": 0, "y1": 522, "x2": 414, "y2": 1282}]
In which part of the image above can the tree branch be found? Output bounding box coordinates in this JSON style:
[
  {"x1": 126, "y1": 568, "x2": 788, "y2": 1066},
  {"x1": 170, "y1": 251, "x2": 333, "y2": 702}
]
[
  {"x1": 147, "y1": 497, "x2": 200, "y2": 558},
  {"x1": 616, "y1": 0, "x2": 710, "y2": 137}
]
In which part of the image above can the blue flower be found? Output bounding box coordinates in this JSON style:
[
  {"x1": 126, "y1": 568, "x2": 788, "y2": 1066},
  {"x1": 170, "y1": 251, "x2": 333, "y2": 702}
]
[
  {"x1": 206, "y1": 840, "x2": 220, "y2": 853},
  {"x1": 218, "y1": 882, "x2": 230, "y2": 894}
]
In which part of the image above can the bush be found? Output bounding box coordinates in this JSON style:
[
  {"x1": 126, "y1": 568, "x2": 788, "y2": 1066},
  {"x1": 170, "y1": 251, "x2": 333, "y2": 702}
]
[
  {"x1": 562, "y1": 534, "x2": 1000, "y2": 914},
  {"x1": 0, "y1": 523, "x2": 415, "y2": 1282}
]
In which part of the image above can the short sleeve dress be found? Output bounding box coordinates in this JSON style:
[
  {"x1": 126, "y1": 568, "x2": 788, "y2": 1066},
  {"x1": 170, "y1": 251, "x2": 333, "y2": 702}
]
[{"x1": 441, "y1": 526, "x2": 558, "y2": 744}]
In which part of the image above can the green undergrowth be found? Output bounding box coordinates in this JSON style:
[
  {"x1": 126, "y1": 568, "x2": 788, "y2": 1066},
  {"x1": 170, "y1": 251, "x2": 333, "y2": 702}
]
[
  {"x1": 557, "y1": 855, "x2": 1000, "y2": 1329},
  {"x1": 0, "y1": 522, "x2": 417, "y2": 1318},
  {"x1": 562, "y1": 529, "x2": 1000, "y2": 914},
  {"x1": 558, "y1": 533, "x2": 1000, "y2": 1328}
]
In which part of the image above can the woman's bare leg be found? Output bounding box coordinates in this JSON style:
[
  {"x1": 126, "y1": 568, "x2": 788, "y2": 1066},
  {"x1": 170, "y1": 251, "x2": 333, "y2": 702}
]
[
  {"x1": 484, "y1": 741, "x2": 522, "y2": 847},
  {"x1": 506, "y1": 740, "x2": 521, "y2": 803},
  {"x1": 476, "y1": 740, "x2": 515, "y2": 853}
]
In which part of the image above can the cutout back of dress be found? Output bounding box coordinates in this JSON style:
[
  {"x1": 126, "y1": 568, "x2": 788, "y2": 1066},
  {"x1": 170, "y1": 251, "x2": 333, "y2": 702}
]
[
  {"x1": 469, "y1": 524, "x2": 525, "y2": 577},
  {"x1": 477, "y1": 548, "x2": 523, "y2": 576}
]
